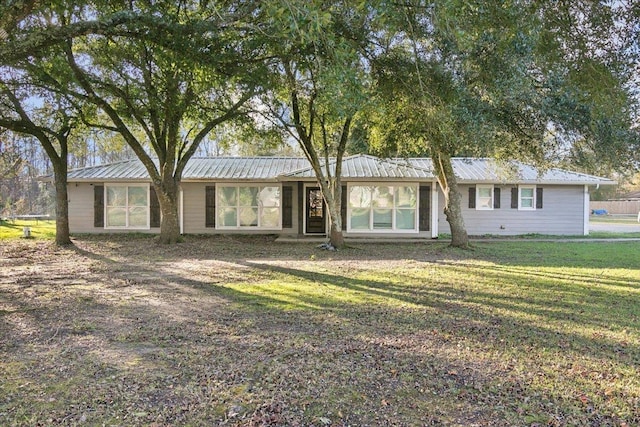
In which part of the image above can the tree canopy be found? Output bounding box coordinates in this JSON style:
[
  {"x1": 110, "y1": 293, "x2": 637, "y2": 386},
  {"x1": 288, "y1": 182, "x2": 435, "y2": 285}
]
[
  {"x1": 366, "y1": 0, "x2": 639, "y2": 247},
  {"x1": 1, "y1": 0, "x2": 637, "y2": 245},
  {"x1": 248, "y1": 0, "x2": 375, "y2": 247}
]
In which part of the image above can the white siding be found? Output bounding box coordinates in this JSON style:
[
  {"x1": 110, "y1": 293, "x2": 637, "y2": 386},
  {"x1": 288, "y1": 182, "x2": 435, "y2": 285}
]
[
  {"x1": 437, "y1": 184, "x2": 586, "y2": 235},
  {"x1": 67, "y1": 183, "x2": 96, "y2": 233},
  {"x1": 181, "y1": 182, "x2": 208, "y2": 234},
  {"x1": 67, "y1": 183, "x2": 158, "y2": 234},
  {"x1": 69, "y1": 181, "x2": 588, "y2": 237},
  {"x1": 69, "y1": 182, "x2": 300, "y2": 236},
  {"x1": 181, "y1": 182, "x2": 299, "y2": 235}
]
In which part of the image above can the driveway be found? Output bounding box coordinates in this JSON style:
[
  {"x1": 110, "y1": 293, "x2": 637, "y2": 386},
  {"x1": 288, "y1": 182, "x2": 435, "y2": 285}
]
[{"x1": 590, "y1": 219, "x2": 640, "y2": 233}]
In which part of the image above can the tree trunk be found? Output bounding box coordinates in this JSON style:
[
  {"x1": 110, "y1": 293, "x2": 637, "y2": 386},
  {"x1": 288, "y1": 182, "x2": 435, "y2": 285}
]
[
  {"x1": 329, "y1": 225, "x2": 344, "y2": 248},
  {"x1": 316, "y1": 176, "x2": 345, "y2": 249},
  {"x1": 52, "y1": 163, "x2": 72, "y2": 246},
  {"x1": 155, "y1": 179, "x2": 181, "y2": 244},
  {"x1": 326, "y1": 199, "x2": 345, "y2": 248},
  {"x1": 433, "y1": 152, "x2": 469, "y2": 248},
  {"x1": 444, "y1": 182, "x2": 469, "y2": 248}
]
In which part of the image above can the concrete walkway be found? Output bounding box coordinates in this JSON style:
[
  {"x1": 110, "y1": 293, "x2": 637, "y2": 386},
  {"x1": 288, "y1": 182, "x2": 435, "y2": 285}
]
[{"x1": 590, "y1": 222, "x2": 640, "y2": 233}]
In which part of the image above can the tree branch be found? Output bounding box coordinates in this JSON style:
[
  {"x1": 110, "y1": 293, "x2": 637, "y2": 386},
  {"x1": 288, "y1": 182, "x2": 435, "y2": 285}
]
[
  {"x1": 175, "y1": 90, "x2": 253, "y2": 179},
  {"x1": 63, "y1": 40, "x2": 160, "y2": 183}
]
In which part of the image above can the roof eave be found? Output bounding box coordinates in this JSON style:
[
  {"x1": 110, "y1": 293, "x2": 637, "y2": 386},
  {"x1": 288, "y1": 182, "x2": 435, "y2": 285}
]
[{"x1": 458, "y1": 179, "x2": 617, "y2": 185}]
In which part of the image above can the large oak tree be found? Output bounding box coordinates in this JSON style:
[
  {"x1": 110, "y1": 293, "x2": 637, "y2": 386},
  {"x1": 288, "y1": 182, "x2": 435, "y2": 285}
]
[
  {"x1": 369, "y1": 0, "x2": 638, "y2": 248},
  {"x1": 2, "y1": 1, "x2": 258, "y2": 243},
  {"x1": 56, "y1": 0, "x2": 260, "y2": 243}
]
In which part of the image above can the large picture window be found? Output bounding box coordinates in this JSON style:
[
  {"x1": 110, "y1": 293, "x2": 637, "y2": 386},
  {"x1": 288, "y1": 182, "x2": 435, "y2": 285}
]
[
  {"x1": 348, "y1": 184, "x2": 418, "y2": 232},
  {"x1": 217, "y1": 185, "x2": 281, "y2": 229},
  {"x1": 105, "y1": 185, "x2": 149, "y2": 229}
]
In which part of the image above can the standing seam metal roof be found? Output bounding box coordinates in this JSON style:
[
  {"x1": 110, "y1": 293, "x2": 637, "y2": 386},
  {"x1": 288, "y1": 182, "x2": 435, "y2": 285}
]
[
  {"x1": 66, "y1": 156, "x2": 615, "y2": 184},
  {"x1": 283, "y1": 155, "x2": 434, "y2": 179}
]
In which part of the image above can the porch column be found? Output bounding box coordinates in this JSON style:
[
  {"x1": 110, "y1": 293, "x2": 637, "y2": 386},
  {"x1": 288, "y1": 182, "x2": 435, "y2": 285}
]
[
  {"x1": 431, "y1": 181, "x2": 439, "y2": 238},
  {"x1": 583, "y1": 185, "x2": 589, "y2": 236},
  {"x1": 179, "y1": 187, "x2": 184, "y2": 235}
]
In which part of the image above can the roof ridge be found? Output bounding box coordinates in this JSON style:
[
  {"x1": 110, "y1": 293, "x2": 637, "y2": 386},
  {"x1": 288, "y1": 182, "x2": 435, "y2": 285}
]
[{"x1": 191, "y1": 156, "x2": 307, "y2": 160}]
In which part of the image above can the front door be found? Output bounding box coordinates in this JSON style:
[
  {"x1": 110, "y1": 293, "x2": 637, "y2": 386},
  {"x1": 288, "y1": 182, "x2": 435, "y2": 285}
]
[{"x1": 306, "y1": 187, "x2": 326, "y2": 234}]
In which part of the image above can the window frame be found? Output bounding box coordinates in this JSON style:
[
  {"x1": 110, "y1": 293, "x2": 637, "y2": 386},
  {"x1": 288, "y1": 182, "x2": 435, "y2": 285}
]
[
  {"x1": 215, "y1": 183, "x2": 282, "y2": 230},
  {"x1": 347, "y1": 183, "x2": 419, "y2": 233},
  {"x1": 104, "y1": 183, "x2": 150, "y2": 230},
  {"x1": 475, "y1": 184, "x2": 494, "y2": 211},
  {"x1": 518, "y1": 185, "x2": 537, "y2": 210}
]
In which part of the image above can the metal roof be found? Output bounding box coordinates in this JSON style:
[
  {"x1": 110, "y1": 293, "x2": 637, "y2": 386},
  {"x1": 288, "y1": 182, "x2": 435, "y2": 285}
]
[
  {"x1": 66, "y1": 156, "x2": 615, "y2": 185},
  {"x1": 282, "y1": 154, "x2": 433, "y2": 180},
  {"x1": 409, "y1": 158, "x2": 615, "y2": 185},
  {"x1": 67, "y1": 158, "x2": 151, "y2": 181},
  {"x1": 67, "y1": 157, "x2": 310, "y2": 181},
  {"x1": 183, "y1": 157, "x2": 309, "y2": 180}
]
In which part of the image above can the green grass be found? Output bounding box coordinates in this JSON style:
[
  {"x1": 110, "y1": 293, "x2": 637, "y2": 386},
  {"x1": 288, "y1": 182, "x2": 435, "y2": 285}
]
[
  {"x1": 0, "y1": 237, "x2": 638, "y2": 426},
  {"x1": 588, "y1": 230, "x2": 640, "y2": 238},
  {"x1": 216, "y1": 242, "x2": 640, "y2": 424},
  {"x1": 590, "y1": 214, "x2": 639, "y2": 224},
  {"x1": 0, "y1": 219, "x2": 56, "y2": 240}
]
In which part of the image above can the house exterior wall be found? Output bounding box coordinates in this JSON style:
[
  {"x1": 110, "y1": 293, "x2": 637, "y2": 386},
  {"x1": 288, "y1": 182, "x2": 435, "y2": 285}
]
[
  {"x1": 68, "y1": 183, "x2": 97, "y2": 233},
  {"x1": 181, "y1": 182, "x2": 207, "y2": 234},
  {"x1": 181, "y1": 182, "x2": 300, "y2": 235},
  {"x1": 68, "y1": 182, "x2": 159, "y2": 234},
  {"x1": 68, "y1": 181, "x2": 587, "y2": 237},
  {"x1": 437, "y1": 184, "x2": 587, "y2": 235}
]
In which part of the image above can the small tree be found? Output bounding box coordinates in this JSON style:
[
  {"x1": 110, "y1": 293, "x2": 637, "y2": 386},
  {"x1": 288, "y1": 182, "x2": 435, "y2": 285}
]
[{"x1": 0, "y1": 80, "x2": 75, "y2": 245}]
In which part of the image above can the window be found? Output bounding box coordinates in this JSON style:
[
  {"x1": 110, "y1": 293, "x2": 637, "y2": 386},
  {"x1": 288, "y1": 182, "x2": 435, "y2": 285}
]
[
  {"x1": 348, "y1": 184, "x2": 418, "y2": 232},
  {"x1": 519, "y1": 186, "x2": 536, "y2": 210},
  {"x1": 217, "y1": 185, "x2": 281, "y2": 229},
  {"x1": 476, "y1": 185, "x2": 494, "y2": 210},
  {"x1": 105, "y1": 185, "x2": 149, "y2": 229}
]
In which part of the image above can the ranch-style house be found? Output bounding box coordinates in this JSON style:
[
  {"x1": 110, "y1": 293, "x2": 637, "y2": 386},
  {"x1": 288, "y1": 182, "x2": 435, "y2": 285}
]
[{"x1": 65, "y1": 155, "x2": 615, "y2": 238}]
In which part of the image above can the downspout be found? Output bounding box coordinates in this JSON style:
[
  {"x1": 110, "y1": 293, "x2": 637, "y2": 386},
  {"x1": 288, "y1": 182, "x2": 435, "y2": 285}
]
[{"x1": 583, "y1": 185, "x2": 589, "y2": 236}]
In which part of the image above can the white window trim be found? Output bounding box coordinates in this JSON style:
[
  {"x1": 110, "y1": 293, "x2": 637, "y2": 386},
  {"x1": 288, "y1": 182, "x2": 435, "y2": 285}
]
[
  {"x1": 104, "y1": 183, "x2": 150, "y2": 230},
  {"x1": 215, "y1": 183, "x2": 282, "y2": 230},
  {"x1": 476, "y1": 185, "x2": 494, "y2": 211},
  {"x1": 518, "y1": 185, "x2": 536, "y2": 210},
  {"x1": 346, "y1": 183, "x2": 419, "y2": 233}
]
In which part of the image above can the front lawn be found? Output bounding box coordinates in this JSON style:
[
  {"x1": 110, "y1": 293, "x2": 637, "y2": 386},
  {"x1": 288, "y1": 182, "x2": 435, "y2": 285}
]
[
  {"x1": 0, "y1": 219, "x2": 56, "y2": 240},
  {"x1": 0, "y1": 236, "x2": 638, "y2": 426}
]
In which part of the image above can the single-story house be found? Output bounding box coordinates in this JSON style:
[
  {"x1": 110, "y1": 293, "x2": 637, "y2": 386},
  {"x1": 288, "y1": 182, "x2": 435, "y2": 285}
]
[{"x1": 65, "y1": 155, "x2": 615, "y2": 238}]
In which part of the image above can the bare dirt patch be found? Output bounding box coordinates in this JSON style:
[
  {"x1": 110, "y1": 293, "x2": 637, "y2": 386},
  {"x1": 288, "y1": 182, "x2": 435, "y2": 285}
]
[
  {"x1": 0, "y1": 236, "x2": 456, "y2": 426},
  {"x1": 1, "y1": 235, "x2": 638, "y2": 426}
]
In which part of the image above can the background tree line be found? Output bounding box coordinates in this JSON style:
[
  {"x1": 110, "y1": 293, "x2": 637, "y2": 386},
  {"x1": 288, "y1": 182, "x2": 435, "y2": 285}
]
[{"x1": 1, "y1": 0, "x2": 638, "y2": 246}]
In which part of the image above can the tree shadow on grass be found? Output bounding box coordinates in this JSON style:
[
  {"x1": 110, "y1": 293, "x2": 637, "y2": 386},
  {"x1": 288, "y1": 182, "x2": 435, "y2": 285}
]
[
  {"x1": 4, "y1": 240, "x2": 638, "y2": 426},
  {"x1": 230, "y1": 261, "x2": 639, "y2": 364},
  {"x1": 0, "y1": 221, "x2": 22, "y2": 230}
]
